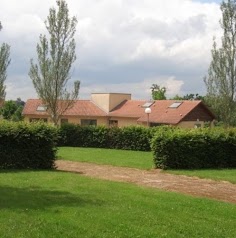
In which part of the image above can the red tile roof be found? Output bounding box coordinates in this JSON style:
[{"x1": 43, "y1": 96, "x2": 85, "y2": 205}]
[
  {"x1": 109, "y1": 100, "x2": 215, "y2": 124},
  {"x1": 22, "y1": 99, "x2": 107, "y2": 117}
]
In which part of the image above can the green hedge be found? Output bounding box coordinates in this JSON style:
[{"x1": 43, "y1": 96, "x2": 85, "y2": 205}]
[
  {"x1": 110, "y1": 126, "x2": 154, "y2": 151},
  {"x1": 58, "y1": 124, "x2": 109, "y2": 148},
  {"x1": 59, "y1": 124, "x2": 236, "y2": 169},
  {"x1": 151, "y1": 127, "x2": 236, "y2": 169},
  {"x1": 58, "y1": 124, "x2": 153, "y2": 151},
  {"x1": 0, "y1": 121, "x2": 58, "y2": 169}
]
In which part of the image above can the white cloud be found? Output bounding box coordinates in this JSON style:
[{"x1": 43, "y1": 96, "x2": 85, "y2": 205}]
[
  {"x1": 80, "y1": 76, "x2": 184, "y2": 100},
  {"x1": 5, "y1": 75, "x2": 35, "y2": 101},
  {"x1": 1, "y1": 0, "x2": 222, "y2": 101}
]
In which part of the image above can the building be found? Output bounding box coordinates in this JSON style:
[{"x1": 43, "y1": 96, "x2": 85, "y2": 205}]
[{"x1": 22, "y1": 93, "x2": 215, "y2": 128}]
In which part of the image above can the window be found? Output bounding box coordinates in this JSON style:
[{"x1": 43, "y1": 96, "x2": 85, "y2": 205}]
[
  {"x1": 36, "y1": 105, "x2": 47, "y2": 112},
  {"x1": 81, "y1": 119, "x2": 97, "y2": 126},
  {"x1": 169, "y1": 102, "x2": 182, "y2": 108},
  {"x1": 142, "y1": 101, "x2": 154, "y2": 108},
  {"x1": 109, "y1": 120, "x2": 118, "y2": 127},
  {"x1": 61, "y1": 118, "x2": 68, "y2": 125},
  {"x1": 29, "y1": 118, "x2": 47, "y2": 123}
]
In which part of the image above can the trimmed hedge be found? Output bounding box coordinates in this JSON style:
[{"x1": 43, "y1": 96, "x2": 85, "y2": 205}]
[
  {"x1": 58, "y1": 123, "x2": 236, "y2": 169},
  {"x1": 0, "y1": 121, "x2": 58, "y2": 169},
  {"x1": 58, "y1": 124, "x2": 153, "y2": 151},
  {"x1": 108, "y1": 126, "x2": 153, "y2": 151},
  {"x1": 58, "y1": 124, "x2": 109, "y2": 148},
  {"x1": 151, "y1": 127, "x2": 236, "y2": 169}
]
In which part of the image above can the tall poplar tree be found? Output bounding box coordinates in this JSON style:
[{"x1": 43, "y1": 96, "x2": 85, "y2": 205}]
[
  {"x1": 0, "y1": 21, "x2": 11, "y2": 100},
  {"x1": 29, "y1": 0, "x2": 80, "y2": 125},
  {"x1": 204, "y1": 0, "x2": 236, "y2": 126}
]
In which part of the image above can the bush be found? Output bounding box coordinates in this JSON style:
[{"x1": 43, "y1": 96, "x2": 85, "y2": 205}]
[
  {"x1": 151, "y1": 127, "x2": 236, "y2": 169},
  {"x1": 58, "y1": 124, "x2": 153, "y2": 151},
  {"x1": 108, "y1": 126, "x2": 153, "y2": 151},
  {"x1": 0, "y1": 121, "x2": 58, "y2": 169},
  {"x1": 58, "y1": 124, "x2": 236, "y2": 169},
  {"x1": 58, "y1": 123, "x2": 109, "y2": 148}
]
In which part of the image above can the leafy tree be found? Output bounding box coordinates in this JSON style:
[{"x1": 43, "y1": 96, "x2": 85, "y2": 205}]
[
  {"x1": 150, "y1": 84, "x2": 166, "y2": 100},
  {"x1": 29, "y1": 0, "x2": 80, "y2": 126},
  {"x1": 0, "y1": 21, "x2": 11, "y2": 100},
  {"x1": 171, "y1": 93, "x2": 205, "y2": 101},
  {"x1": 15, "y1": 97, "x2": 25, "y2": 107},
  {"x1": 182, "y1": 93, "x2": 204, "y2": 100},
  {"x1": 171, "y1": 94, "x2": 183, "y2": 100},
  {"x1": 0, "y1": 100, "x2": 23, "y2": 121},
  {"x1": 204, "y1": 0, "x2": 236, "y2": 126}
]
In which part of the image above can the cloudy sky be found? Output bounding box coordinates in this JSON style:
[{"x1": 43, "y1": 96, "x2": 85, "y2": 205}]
[{"x1": 0, "y1": 0, "x2": 223, "y2": 101}]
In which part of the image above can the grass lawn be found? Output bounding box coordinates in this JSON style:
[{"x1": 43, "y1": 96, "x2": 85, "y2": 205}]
[
  {"x1": 57, "y1": 146, "x2": 153, "y2": 170},
  {"x1": 166, "y1": 169, "x2": 236, "y2": 184},
  {"x1": 0, "y1": 170, "x2": 236, "y2": 238},
  {"x1": 58, "y1": 147, "x2": 236, "y2": 183}
]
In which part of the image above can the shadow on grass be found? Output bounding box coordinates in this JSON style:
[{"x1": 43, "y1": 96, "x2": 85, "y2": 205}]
[
  {"x1": 0, "y1": 169, "x2": 55, "y2": 174},
  {"x1": 0, "y1": 185, "x2": 104, "y2": 210}
]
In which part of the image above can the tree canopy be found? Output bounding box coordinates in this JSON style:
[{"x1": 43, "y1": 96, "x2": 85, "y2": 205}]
[
  {"x1": 0, "y1": 100, "x2": 24, "y2": 121},
  {"x1": 171, "y1": 93, "x2": 205, "y2": 101},
  {"x1": 29, "y1": 0, "x2": 80, "y2": 125},
  {"x1": 0, "y1": 21, "x2": 11, "y2": 100},
  {"x1": 204, "y1": 0, "x2": 236, "y2": 126},
  {"x1": 150, "y1": 84, "x2": 166, "y2": 100}
]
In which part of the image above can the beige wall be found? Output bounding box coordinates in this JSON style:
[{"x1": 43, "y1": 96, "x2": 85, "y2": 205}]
[
  {"x1": 63, "y1": 116, "x2": 138, "y2": 127},
  {"x1": 66, "y1": 116, "x2": 108, "y2": 126},
  {"x1": 91, "y1": 93, "x2": 131, "y2": 112},
  {"x1": 25, "y1": 115, "x2": 109, "y2": 126},
  {"x1": 25, "y1": 113, "x2": 140, "y2": 127},
  {"x1": 109, "y1": 117, "x2": 139, "y2": 127},
  {"x1": 91, "y1": 94, "x2": 110, "y2": 113},
  {"x1": 24, "y1": 115, "x2": 50, "y2": 123}
]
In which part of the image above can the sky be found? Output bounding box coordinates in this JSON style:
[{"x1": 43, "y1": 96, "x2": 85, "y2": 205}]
[{"x1": 0, "y1": 0, "x2": 223, "y2": 101}]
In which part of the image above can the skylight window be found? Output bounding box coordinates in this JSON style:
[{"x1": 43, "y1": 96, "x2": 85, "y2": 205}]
[
  {"x1": 142, "y1": 101, "x2": 154, "y2": 108},
  {"x1": 37, "y1": 105, "x2": 47, "y2": 112},
  {"x1": 169, "y1": 102, "x2": 182, "y2": 108}
]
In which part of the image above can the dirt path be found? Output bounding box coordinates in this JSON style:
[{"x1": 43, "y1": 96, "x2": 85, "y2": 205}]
[{"x1": 56, "y1": 160, "x2": 236, "y2": 204}]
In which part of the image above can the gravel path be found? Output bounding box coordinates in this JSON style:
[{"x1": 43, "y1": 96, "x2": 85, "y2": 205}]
[{"x1": 56, "y1": 160, "x2": 236, "y2": 204}]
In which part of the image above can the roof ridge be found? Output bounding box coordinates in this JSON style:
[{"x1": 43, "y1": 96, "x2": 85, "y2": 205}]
[{"x1": 90, "y1": 100, "x2": 108, "y2": 114}]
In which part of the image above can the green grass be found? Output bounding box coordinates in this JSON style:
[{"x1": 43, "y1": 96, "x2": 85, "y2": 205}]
[
  {"x1": 57, "y1": 147, "x2": 153, "y2": 169},
  {"x1": 58, "y1": 147, "x2": 236, "y2": 183},
  {"x1": 0, "y1": 170, "x2": 236, "y2": 238},
  {"x1": 166, "y1": 169, "x2": 236, "y2": 184}
]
